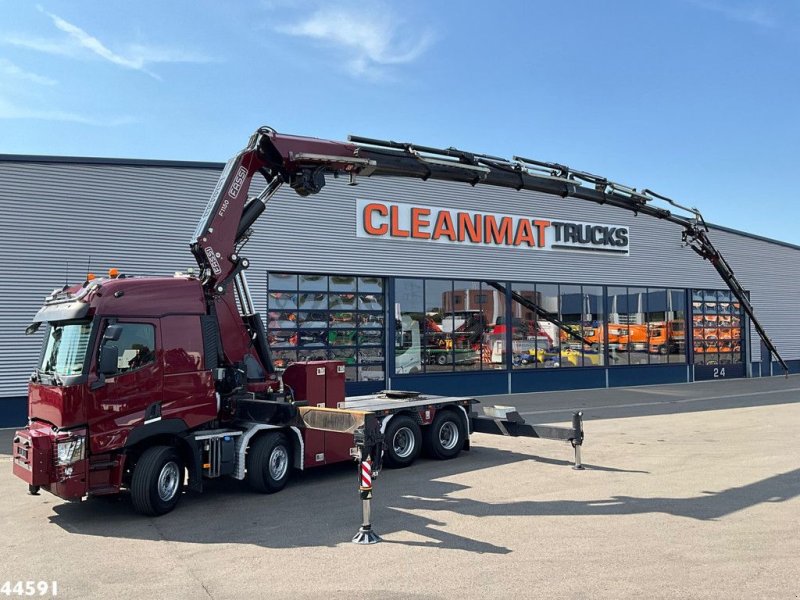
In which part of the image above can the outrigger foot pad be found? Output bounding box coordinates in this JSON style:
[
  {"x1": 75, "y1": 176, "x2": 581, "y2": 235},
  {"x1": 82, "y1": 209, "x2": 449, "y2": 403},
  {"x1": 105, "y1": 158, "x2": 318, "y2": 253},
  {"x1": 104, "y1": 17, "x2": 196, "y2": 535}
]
[{"x1": 352, "y1": 525, "x2": 382, "y2": 545}]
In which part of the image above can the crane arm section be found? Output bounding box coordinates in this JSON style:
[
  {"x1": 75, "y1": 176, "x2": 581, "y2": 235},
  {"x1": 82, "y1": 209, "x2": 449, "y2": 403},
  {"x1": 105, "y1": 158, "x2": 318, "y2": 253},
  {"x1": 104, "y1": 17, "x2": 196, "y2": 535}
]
[{"x1": 191, "y1": 126, "x2": 787, "y2": 374}]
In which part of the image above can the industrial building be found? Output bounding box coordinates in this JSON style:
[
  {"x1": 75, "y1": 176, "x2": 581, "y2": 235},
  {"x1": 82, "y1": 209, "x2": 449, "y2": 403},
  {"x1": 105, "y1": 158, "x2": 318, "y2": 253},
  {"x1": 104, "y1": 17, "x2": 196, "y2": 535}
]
[{"x1": 1, "y1": 153, "x2": 798, "y2": 427}]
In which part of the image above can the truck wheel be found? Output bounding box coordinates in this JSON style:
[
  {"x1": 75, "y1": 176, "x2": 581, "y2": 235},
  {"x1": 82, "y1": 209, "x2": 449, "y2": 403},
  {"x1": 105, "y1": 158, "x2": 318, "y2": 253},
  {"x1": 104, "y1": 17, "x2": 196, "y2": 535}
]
[
  {"x1": 658, "y1": 344, "x2": 669, "y2": 355},
  {"x1": 247, "y1": 432, "x2": 291, "y2": 493},
  {"x1": 131, "y1": 446, "x2": 184, "y2": 516},
  {"x1": 383, "y1": 415, "x2": 422, "y2": 468},
  {"x1": 436, "y1": 353, "x2": 448, "y2": 366},
  {"x1": 423, "y1": 409, "x2": 466, "y2": 460}
]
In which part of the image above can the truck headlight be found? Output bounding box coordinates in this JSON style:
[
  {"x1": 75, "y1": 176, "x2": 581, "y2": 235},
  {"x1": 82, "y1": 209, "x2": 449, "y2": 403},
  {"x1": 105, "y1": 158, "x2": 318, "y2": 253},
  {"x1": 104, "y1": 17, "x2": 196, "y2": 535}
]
[{"x1": 56, "y1": 436, "x2": 86, "y2": 466}]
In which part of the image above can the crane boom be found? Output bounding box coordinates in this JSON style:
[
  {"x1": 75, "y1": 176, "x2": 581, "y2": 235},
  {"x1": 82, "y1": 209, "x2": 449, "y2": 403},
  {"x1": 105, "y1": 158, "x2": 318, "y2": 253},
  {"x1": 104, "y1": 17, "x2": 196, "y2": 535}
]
[{"x1": 191, "y1": 126, "x2": 787, "y2": 374}]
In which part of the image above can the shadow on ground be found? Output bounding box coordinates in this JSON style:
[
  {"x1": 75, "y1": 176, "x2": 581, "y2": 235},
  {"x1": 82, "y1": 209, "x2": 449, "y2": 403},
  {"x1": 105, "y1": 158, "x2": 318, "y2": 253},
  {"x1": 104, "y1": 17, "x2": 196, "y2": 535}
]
[
  {"x1": 485, "y1": 374, "x2": 800, "y2": 423},
  {"x1": 40, "y1": 441, "x2": 800, "y2": 555}
]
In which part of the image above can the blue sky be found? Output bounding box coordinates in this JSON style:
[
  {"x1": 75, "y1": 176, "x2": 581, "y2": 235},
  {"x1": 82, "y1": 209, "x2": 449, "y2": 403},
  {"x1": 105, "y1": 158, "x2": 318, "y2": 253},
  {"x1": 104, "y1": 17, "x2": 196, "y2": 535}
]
[{"x1": 1, "y1": 0, "x2": 798, "y2": 244}]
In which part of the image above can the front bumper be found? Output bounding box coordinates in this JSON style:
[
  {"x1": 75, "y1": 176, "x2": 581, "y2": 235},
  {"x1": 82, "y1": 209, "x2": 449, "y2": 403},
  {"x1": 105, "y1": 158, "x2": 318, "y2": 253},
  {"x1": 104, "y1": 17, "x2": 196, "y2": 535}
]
[{"x1": 13, "y1": 425, "x2": 88, "y2": 499}]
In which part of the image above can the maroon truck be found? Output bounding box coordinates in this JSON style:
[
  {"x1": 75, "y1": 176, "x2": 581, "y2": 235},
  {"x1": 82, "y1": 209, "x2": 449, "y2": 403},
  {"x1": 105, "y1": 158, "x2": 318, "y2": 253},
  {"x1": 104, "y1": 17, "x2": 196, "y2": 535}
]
[
  {"x1": 12, "y1": 126, "x2": 782, "y2": 516},
  {"x1": 12, "y1": 269, "x2": 490, "y2": 515}
]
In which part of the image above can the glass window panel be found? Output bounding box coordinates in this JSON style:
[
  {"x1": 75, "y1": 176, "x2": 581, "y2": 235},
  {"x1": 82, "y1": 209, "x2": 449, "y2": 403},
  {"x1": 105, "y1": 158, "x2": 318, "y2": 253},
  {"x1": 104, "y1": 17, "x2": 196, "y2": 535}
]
[
  {"x1": 582, "y1": 285, "x2": 605, "y2": 366},
  {"x1": 329, "y1": 293, "x2": 357, "y2": 310},
  {"x1": 358, "y1": 293, "x2": 384, "y2": 311},
  {"x1": 268, "y1": 273, "x2": 297, "y2": 290},
  {"x1": 425, "y1": 279, "x2": 454, "y2": 372},
  {"x1": 329, "y1": 275, "x2": 356, "y2": 292},
  {"x1": 39, "y1": 322, "x2": 91, "y2": 375},
  {"x1": 298, "y1": 292, "x2": 328, "y2": 310},
  {"x1": 607, "y1": 286, "x2": 629, "y2": 365},
  {"x1": 330, "y1": 311, "x2": 356, "y2": 328},
  {"x1": 298, "y1": 330, "x2": 327, "y2": 347},
  {"x1": 666, "y1": 289, "x2": 686, "y2": 364},
  {"x1": 298, "y1": 349, "x2": 328, "y2": 362},
  {"x1": 329, "y1": 347, "x2": 356, "y2": 365},
  {"x1": 394, "y1": 279, "x2": 424, "y2": 375},
  {"x1": 690, "y1": 288, "x2": 743, "y2": 365},
  {"x1": 328, "y1": 329, "x2": 356, "y2": 347},
  {"x1": 647, "y1": 289, "x2": 668, "y2": 364},
  {"x1": 359, "y1": 313, "x2": 384, "y2": 329},
  {"x1": 693, "y1": 339, "x2": 708, "y2": 364},
  {"x1": 359, "y1": 277, "x2": 384, "y2": 293},
  {"x1": 357, "y1": 365, "x2": 384, "y2": 382},
  {"x1": 559, "y1": 284, "x2": 583, "y2": 368},
  {"x1": 103, "y1": 323, "x2": 155, "y2": 375},
  {"x1": 266, "y1": 272, "x2": 386, "y2": 383},
  {"x1": 482, "y1": 283, "x2": 506, "y2": 370},
  {"x1": 358, "y1": 347, "x2": 384, "y2": 364},
  {"x1": 508, "y1": 283, "x2": 547, "y2": 369},
  {"x1": 626, "y1": 287, "x2": 648, "y2": 365},
  {"x1": 298, "y1": 311, "x2": 329, "y2": 328},
  {"x1": 452, "y1": 280, "x2": 485, "y2": 372},
  {"x1": 534, "y1": 284, "x2": 561, "y2": 368},
  {"x1": 268, "y1": 330, "x2": 297, "y2": 348},
  {"x1": 268, "y1": 292, "x2": 297, "y2": 310},
  {"x1": 267, "y1": 311, "x2": 297, "y2": 329},
  {"x1": 299, "y1": 274, "x2": 328, "y2": 291},
  {"x1": 357, "y1": 329, "x2": 383, "y2": 346}
]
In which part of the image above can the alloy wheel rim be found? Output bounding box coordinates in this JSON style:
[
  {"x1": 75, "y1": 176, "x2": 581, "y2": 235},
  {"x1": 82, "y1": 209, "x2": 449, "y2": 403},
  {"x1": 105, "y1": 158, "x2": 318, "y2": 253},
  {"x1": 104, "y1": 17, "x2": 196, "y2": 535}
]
[
  {"x1": 392, "y1": 427, "x2": 415, "y2": 458},
  {"x1": 270, "y1": 446, "x2": 289, "y2": 480},
  {"x1": 439, "y1": 422, "x2": 459, "y2": 450},
  {"x1": 157, "y1": 461, "x2": 180, "y2": 502}
]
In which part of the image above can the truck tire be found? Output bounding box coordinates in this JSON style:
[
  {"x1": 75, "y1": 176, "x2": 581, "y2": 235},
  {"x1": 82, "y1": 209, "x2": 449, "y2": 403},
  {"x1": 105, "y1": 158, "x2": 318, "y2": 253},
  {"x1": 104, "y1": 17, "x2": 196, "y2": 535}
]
[
  {"x1": 131, "y1": 446, "x2": 184, "y2": 516},
  {"x1": 436, "y1": 353, "x2": 448, "y2": 366},
  {"x1": 247, "y1": 432, "x2": 291, "y2": 493},
  {"x1": 423, "y1": 409, "x2": 466, "y2": 460},
  {"x1": 383, "y1": 415, "x2": 422, "y2": 468}
]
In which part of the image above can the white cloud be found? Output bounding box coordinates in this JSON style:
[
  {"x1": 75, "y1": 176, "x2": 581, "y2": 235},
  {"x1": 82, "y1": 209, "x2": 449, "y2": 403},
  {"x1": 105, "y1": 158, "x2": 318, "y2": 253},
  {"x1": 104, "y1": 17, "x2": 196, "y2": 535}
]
[
  {"x1": 37, "y1": 6, "x2": 161, "y2": 79},
  {"x1": 0, "y1": 96, "x2": 135, "y2": 126},
  {"x1": 0, "y1": 58, "x2": 56, "y2": 85},
  {"x1": 1, "y1": 33, "x2": 84, "y2": 58},
  {"x1": 692, "y1": 1, "x2": 777, "y2": 28},
  {"x1": 276, "y1": 4, "x2": 434, "y2": 78},
  {"x1": 124, "y1": 43, "x2": 216, "y2": 65},
  {"x1": 2, "y1": 7, "x2": 216, "y2": 81}
]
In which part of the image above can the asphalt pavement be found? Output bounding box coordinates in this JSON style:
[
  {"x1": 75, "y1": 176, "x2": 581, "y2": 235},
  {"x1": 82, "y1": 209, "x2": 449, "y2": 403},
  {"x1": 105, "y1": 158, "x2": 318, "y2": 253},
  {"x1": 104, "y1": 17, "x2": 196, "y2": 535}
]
[{"x1": 1, "y1": 375, "x2": 799, "y2": 599}]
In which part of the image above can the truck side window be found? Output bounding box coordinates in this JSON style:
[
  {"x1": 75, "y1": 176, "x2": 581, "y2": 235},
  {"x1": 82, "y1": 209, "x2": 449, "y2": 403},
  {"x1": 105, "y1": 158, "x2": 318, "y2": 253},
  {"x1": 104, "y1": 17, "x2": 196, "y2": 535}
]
[{"x1": 104, "y1": 323, "x2": 156, "y2": 375}]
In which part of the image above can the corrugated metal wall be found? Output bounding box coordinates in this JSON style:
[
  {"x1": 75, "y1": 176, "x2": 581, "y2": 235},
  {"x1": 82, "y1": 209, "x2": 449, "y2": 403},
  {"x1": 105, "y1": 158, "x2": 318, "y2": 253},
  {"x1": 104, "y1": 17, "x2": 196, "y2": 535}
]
[{"x1": 1, "y1": 157, "x2": 798, "y2": 399}]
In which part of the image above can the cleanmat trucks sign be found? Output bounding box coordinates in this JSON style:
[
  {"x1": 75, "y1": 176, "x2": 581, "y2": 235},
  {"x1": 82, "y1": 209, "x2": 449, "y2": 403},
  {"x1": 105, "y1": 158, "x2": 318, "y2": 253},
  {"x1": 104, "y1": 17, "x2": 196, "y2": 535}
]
[{"x1": 356, "y1": 199, "x2": 630, "y2": 255}]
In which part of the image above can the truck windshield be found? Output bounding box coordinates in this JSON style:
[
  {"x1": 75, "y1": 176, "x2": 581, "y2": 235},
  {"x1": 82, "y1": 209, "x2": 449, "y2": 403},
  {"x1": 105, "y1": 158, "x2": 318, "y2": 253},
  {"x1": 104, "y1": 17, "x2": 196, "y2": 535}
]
[{"x1": 40, "y1": 321, "x2": 92, "y2": 376}]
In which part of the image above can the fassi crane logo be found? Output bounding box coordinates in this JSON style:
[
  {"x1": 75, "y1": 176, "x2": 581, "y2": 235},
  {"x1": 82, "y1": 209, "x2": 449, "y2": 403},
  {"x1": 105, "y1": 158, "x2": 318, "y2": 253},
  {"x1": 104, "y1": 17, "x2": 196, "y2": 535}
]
[{"x1": 356, "y1": 200, "x2": 630, "y2": 255}]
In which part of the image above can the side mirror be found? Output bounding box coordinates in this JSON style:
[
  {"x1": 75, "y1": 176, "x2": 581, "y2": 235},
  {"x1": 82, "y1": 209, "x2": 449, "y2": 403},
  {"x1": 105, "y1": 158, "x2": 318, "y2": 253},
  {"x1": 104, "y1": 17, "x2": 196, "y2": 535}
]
[
  {"x1": 104, "y1": 325, "x2": 123, "y2": 342},
  {"x1": 99, "y1": 345, "x2": 119, "y2": 376}
]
